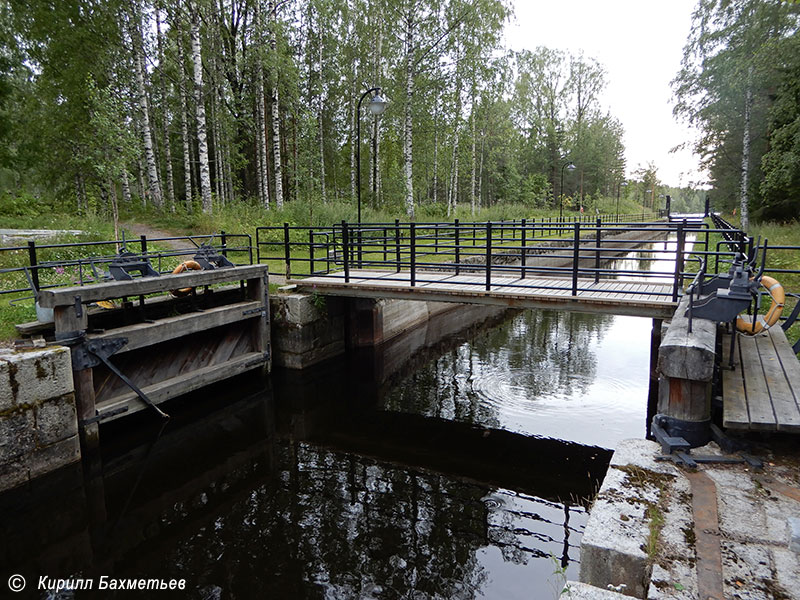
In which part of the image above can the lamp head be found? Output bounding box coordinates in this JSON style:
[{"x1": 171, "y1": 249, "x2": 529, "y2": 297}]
[
  {"x1": 368, "y1": 92, "x2": 387, "y2": 116},
  {"x1": 566, "y1": 162, "x2": 576, "y2": 171}
]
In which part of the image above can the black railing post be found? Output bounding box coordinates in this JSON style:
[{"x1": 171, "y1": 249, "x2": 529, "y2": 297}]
[
  {"x1": 383, "y1": 227, "x2": 387, "y2": 263},
  {"x1": 672, "y1": 221, "x2": 686, "y2": 302},
  {"x1": 308, "y1": 230, "x2": 315, "y2": 275},
  {"x1": 140, "y1": 235, "x2": 148, "y2": 257},
  {"x1": 342, "y1": 220, "x2": 350, "y2": 283},
  {"x1": 595, "y1": 217, "x2": 602, "y2": 283},
  {"x1": 283, "y1": 222, "x2": 291, "y2": 280},
  {"x1": 395, "y1": 219, "x2": 401, "y2": 273},
  {"x1": 572, "y1": 222, "x2": 580, "y2": 296},
  {"x1": 454, "y1": 219, "x2": 461, "y2": 276},
  {"x1": 357, "y1": 225, "x2": 363, "y2": 268},
  {"x1": 27, "y1": 240, "x2": 40, "y2": 294},
  {"x1": 434, "y1": 223, "x2": 439, "y2": 254},
  {"x1": 521, "y1": 218, "x2": 527, "y2": 279},
  {"x1": 410, "y1": 222, "x2": 416, "y2": 287},
  {"x1": 220, "y1": 230, "x2": 228, "y2": 257},
  {"x1": 485, "y1": 222, "x2": 492, "y2": 291}
]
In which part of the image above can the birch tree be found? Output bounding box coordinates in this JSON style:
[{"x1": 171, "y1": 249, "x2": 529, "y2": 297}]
[{"x1": 190, "y1": 2, "x2": 212, "y2": 213}]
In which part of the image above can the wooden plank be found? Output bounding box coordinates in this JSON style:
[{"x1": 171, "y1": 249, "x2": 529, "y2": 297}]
[
  {"x1": 738, "y1": 335, "x2": 777, "y2": 430},
  {"x1": 87, "y1": 301, "x2": 262, "y2": 354},
  {"x1": 95, "y1": 351, "x2": 268, "y2": 422},
  {"x1": 38, "y1": 264, "x2": 268, "y2": 307},
  {"x1": 765, "y1": 328, "x2": 800, "y2": 432},
  {"x1": 722, "y1": 334, "x2": 750, "y2": 429},
  {"x1": 246, "y1": 272, "x2": 270, "y2": 369}
]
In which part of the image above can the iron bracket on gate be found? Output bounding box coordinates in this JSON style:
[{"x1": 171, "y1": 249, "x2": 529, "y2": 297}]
[
  {"x1": 63, "y1": 334, "x2": 169, "y2": 421},
  {"x1": 109, "y1": 251, "x2": 160, "y2": 281},
  {"x1": 652, "y1": 415, "x2": 762, "y2": 469},
  {"x1": 685, "y1": 255, "x2": 758, "y2": 324},
  {"x1": 192, "y1": 243, "x2": 234, "y2": 270}
]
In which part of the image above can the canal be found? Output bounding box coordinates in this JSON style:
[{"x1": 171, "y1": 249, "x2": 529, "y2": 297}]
[{"x1": 0, "y1": 235, "x2": 692, "y2": 599}]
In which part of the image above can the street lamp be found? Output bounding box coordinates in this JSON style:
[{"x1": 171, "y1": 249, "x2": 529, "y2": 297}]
[
  {"x1": 559, "y1": 161, "x2": 576, "y2": 220},
  {"x1": 616, "y1": 180, "x2": 628, "y2": 222},
  {"x1": 356, "y1": 87, "x2": 387, "y2": 226}
]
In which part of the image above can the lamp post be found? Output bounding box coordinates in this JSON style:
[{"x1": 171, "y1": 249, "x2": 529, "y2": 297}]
[
  {"x1": 356, "y1": 87, "x2": 387, "y2": 226},
  {"x1": 616, "y1": 180, "x2": 628, "y2": 222},
  {"x1": 559, "y1": 162, "x2": 576, "y2": 220}
]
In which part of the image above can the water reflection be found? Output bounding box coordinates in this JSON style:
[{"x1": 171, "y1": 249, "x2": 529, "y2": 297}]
[
  {"x1": 0, "y1": 358, "x2": 606, "y2": 600},
  {"x1": 382, "y1": 308, "x2": 652, "y2": 449}
]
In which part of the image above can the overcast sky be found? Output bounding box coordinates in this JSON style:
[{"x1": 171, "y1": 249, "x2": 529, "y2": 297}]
[{"x1": 505, "y1": 0, "x2": 703, "y2": 188}]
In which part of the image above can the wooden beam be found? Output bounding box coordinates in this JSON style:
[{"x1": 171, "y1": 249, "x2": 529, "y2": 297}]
[
  {"x1": 38, "y1": 265, "x2": 269, "y2": 308},
  {"x1": 87, "y1": 301, "x2": 263, "y2": 354},
  {"x1": 94, "y1": 351, "x2": 268, "y2": 423}
]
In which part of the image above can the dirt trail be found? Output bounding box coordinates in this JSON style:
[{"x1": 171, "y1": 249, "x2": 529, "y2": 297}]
[{"x1": 119, "y1": 222, "x2": 196, "y2": 251}]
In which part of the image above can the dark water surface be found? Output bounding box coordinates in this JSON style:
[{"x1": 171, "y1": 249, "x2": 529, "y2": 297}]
[{"x1": 0, "y1": 240, "x2": 675, "y2": 598}]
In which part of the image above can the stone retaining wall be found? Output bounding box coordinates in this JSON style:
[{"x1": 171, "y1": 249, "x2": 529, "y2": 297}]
[{"x1": 0, "y1": 347, "x2": 80, "y2": 493}]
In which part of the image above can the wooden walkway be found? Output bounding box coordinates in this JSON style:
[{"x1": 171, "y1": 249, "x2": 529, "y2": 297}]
[
  {"x1": 293, "y1": 269, "x2": 678, "y2": 318},
  {"x1": 723, "y1": 327, "x2": 800, "y2": 432}
]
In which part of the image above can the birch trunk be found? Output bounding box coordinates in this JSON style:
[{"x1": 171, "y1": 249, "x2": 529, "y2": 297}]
[
  {"x1": 269, "y1": 1, "x2": 283, "y2": 209},
  {"x1": 121, "y1": 170, "x2": 132, "y2": 205},
  {"x1": 191, "y1": 6, "x2": 213, "y2": 214},
  {"x1": 156, "y1": 11, "x2": 175, "y2": 211},
  {"x1": 178, "y1": 35, "x2": 193, "y2": 209},
  {"x1": 318, "y1": 26, "x2": 326, "y2": 204},
  {"x1": 470, "y1": 96, "x2": 476, "y2": 216},
  {"x1": 403, "y1": 11, "x2": 415, "y2": 219},
  {"x1": 433, "y1": 96, "x2": 438, "y2": 205},
  {"x1": 739, "y1": 66, "x2": 753, "y2": 232},
  {"x1": 255, "y1": 1, "x2": 269, "y2": 208},
  {"x1": 447, "y1": 54, "x2": 462, "y2": 217},
  {"x1": 350, "y1": 74, "x2": 357, "y2": 203},
  {"x1": 132, "y1": 2, "x2": 163, "y2": 208}
]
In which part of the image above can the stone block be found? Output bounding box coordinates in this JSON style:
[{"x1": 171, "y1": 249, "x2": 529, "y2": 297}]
[
  {"x1": 0, "y1": 409, "x2": 36, "y2": 463},
  {"x1": 272, "y1": 293, "x2": 329, "y2": 326},
  {"x1": 0, "y1": 347, "x2": 73, "y2": 408},
  {"x1": 35, "y1": 393, "x2": 78, "y2": 446},
  {"x1": 0, "y1": 357, "x2": 15, "y2": 412},
  {"x1": 561, "y1": 581, "x2": 631, "y2": 599},
  {"x1": 27, "y1": 435, "x2": 81, "y2": 480},
  {"x1": 0, "y1": 458, "x2": 29, "y2": 493},
  {"x1": 581, "y1": 439, "x2": 678, "y2": 599},
  {"x1": 789, "y1": 517, "x2": 800, "y2": 554}
]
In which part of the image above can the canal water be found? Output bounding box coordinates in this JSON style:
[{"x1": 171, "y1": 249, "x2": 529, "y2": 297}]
[{"x1": 0, "y1": 236, "x2": 689, "y2": 599}]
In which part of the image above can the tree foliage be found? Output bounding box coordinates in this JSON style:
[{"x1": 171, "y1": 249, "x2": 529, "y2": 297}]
[
  {"x1": 673, "y1": 0, "x2": 800, "y2": 226},
  {"x1": 2, "y1": 0, "x2": 628, "y2": 220}
]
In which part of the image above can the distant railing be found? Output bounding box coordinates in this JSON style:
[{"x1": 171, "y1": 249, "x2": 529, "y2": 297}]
[
  {"x1": 0, "y1": 232, "x2": 253, "y2": 300},
  {"x1": 256, "y1": 216, "x2": 723, "y2": 304}
]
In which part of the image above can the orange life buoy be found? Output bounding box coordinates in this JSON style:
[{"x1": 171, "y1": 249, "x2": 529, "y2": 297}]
[
  {"x1": 171, "y1": 260, "x2": 203, "y2": 297},
  {"x1": 736, "y1": 275, "x2": 785, "y2": 335}
]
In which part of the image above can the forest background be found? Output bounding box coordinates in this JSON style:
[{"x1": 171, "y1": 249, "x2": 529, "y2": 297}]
[{"x1": 0, "y1": 0, "x2": 798, "y2": 234}]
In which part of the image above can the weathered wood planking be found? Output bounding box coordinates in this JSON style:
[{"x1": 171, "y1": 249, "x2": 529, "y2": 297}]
[
  {"x1": 722, "y1": 328, "x2": 800, "y2": 432},
  {"x1": 95, "y1": 351, "x2": 268, "y2": 422},
  {"x1": 88, "y1": 300, "x2": 262, "y2": 354},
  {"x1": 292, "y1": 269, "x2": 677, "y2": 318},
  {"x1": 38, "y1": 264, "x2": 267, "y2": 307}
]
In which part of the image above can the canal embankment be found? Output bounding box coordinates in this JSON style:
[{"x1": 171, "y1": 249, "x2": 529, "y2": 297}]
[
  {"x1": 566, "y1": 437, "x2": 800, "y2": 599},
  {"x1": 0, "y1": 346, "x2": 79, "y2": 493}
]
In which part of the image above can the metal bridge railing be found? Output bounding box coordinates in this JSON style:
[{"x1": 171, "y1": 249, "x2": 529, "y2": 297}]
[
  {"x1": 0, "y1": 231, "x2": 253, "y2": 301},
  {"x1": 255, "y1": 217, "x2": 722, "y2": 304}
]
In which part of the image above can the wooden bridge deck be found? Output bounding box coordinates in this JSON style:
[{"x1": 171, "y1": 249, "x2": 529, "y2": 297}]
[
  {"x1": 293, "y1": 269, "x2": 678, "y2": 318},
  {"x1": 723, "y1": 327, "x2": 800, "y2": 432}
]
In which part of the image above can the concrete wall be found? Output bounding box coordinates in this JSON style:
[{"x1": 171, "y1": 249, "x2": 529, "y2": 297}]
[
  {"x1": 270, "y1": 292, "x2": 476, "y2": 369},
  {"x1": 0, "y1": 347, "x2": 80, "y2": 493}
]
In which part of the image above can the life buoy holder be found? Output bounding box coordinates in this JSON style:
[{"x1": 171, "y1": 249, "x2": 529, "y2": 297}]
[
  {"x1": 736, "y1": 275, "x2": 784, "y2": 335},
  {"x1": 171, "y1": 260, "x2": 203, "y2": 297}
]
